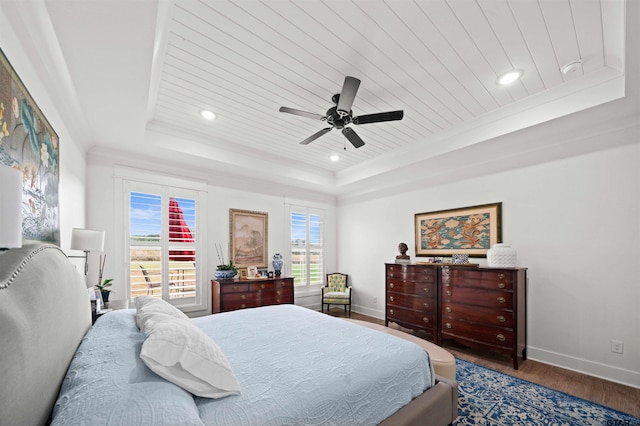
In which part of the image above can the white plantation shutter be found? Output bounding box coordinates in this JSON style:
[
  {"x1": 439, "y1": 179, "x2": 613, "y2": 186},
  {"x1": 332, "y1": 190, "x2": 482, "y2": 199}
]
[
  {"x1": 290, "y1": 207, "x2": 324, "y2": 287},
  {"x1": 125, "y1": 181, "x2": 203, "y2": 310}
]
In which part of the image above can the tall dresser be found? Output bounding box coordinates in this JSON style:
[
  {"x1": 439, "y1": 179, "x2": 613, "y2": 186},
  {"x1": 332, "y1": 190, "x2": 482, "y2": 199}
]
[
  {"x1": 212, "y1": 277, "x2": 294, "y2": 313},
  {"x1": 385, "y1": 263, "x2": 527, "y2": 369},
  {"x1": 440, "y1": 266, "x2": 526, "y2": 369},
  {"x1": 385, "y1": 264, "x2": 438, "y2": 341}
]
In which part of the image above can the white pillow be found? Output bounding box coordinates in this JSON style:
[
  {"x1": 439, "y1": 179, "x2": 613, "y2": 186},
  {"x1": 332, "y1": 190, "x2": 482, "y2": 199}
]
[
  {"x1": 135, "y1": 296, "x2": 189, "y2": 331},
  {"x1": 140, "y1": 316, "x2": 241, "y2": 399}
]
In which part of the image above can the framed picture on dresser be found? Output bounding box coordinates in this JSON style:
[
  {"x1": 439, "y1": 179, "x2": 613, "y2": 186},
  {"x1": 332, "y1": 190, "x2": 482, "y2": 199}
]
[{"x1": 415, "y1": 202, "x2": 501, "y2": 257}]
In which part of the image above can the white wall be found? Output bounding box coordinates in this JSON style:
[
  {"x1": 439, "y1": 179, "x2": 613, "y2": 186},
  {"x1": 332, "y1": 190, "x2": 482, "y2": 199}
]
[
  {"x1": 337, "y1": 142, "x2": 640, "y2": 388},
  {"x1": 86, "y1": 153, "x2": 337, "y2": 317},
  {"x1": 1, "y1": 9, "x2": 87, "y2": 266}
]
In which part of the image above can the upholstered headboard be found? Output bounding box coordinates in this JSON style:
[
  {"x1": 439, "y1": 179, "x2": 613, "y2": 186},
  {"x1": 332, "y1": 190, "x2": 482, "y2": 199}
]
[{"x1": 0, "y1": 244, "x2": 91, "y2": 425}]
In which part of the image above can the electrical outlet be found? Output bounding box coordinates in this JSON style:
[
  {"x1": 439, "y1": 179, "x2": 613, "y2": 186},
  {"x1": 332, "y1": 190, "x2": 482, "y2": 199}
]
[
  {"x1": 611, "y1": 340, "x2": 624, "y2": 354},
  {"x1": 372, "y1": 296, "x2": 377, "y2": 304}
]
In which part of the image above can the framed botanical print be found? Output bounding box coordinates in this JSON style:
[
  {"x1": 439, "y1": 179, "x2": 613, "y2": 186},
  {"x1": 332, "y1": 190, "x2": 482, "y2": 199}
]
[{"x1": 415, "y1": 202, "x2": 502, "y2": 257}]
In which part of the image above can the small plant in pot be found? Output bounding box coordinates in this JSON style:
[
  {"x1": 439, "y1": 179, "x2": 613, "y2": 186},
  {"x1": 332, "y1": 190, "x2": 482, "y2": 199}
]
[
  {"x1": 96, "y1": 279, "x2": 113, "y2": 303},
  {"x1": 215, "y1": 243, "x2": 238, "y2": 280}
]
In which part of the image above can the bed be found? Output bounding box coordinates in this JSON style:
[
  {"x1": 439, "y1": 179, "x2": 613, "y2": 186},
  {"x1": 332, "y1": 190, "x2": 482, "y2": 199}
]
[{"x1": 0, "y1": 244, "x2": 458, "y2": 425}]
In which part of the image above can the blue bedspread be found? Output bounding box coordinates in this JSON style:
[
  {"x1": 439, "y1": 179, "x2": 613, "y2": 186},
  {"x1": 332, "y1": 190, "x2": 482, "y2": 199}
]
[{"x1": 52, "y1": 305, "x2": 433, "y2": 425}]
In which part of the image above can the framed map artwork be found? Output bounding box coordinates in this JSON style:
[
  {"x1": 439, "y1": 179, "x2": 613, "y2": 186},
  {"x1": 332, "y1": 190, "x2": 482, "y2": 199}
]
[{"x1": 415, "y1": 202, "x2": 501, "y2": 257}]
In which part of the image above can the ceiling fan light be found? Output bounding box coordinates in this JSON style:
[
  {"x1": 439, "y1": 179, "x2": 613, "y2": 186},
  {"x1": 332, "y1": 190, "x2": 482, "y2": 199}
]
[
  {"x1": 497, "y1": 70, "x2": 522, "y2": 85},
  {"x1": 200, "y1": 110, "x2": 216, "y2": 120}
]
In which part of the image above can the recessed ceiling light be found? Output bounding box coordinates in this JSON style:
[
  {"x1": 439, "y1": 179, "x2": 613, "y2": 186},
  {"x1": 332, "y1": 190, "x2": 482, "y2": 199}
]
[
  {"x1": 200, "y1": 110, "x2": 216, "y2": 120},
  {"x1": 560, "y1": 60, "x2": 583, "y2": 76},
  {"x1": 497, "y1": 70, "x2": 522, "y2": 85},
  {"x1": 330, "y1": 154, "x2": 340, "y2": 162}
]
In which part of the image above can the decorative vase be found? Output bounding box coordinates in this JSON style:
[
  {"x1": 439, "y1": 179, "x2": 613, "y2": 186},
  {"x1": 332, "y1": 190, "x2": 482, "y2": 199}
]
[
  {"x1": 487, "y1": 244, "x2": 517, "y2": 268},
  {"x1": 272, "y1": 253, "x2": 283, "y2": 276},
  {"x1": 101, "y1": 291, "x2": 110, "y2": 303},
  {"x1": 215, "y1": 269, "x2": 236, "y2": 280}
]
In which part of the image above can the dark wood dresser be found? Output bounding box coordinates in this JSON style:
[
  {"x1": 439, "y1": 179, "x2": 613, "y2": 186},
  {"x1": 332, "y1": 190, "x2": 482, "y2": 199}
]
[
  {"x1": 212, "y1": 277, "x2": 294, "y2": 313},
  {"x1": 440, "y1": 266, "x2": 527, "y2": 369},
  {"x1": 385, "y1": 263, "x2": 527, "y2": 369},
  {"x1": 385, "y1": 264, "x2": 438, "y2": 341}
]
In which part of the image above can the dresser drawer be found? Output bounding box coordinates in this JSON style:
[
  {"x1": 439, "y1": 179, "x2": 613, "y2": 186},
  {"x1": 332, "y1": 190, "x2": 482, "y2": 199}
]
[
  {"x1": 442, "y1": 301, "x2": 513, "y2": 328},
  {"x1": 387, "y1": 305, "x2": 435, "y2": 328},
  {"x1": 441, "y1": 318, "x2": 514, "y2": 348},
  {"x1": 386, "y1": 265, "x2": 436, "y2": 282},
  {"x1": 250, "y1": 281, "x2": 275, "y2": 291},
  {"x1": 262, "y1": 294, "x2": 292, "y2": 305},
  {"x1": 442, "y1": 287, "x2": 512, "y2": 309},
  {"x1": 388, "y1": 292, "x2": 435, "y2": 313},
  {"x1": 220, "y1": 283, "x2": 249, "y2": 293},
  {"x1": 274, "y1": 279, "x2": 293, "y2": 289},
  {"x1": 441, "y1": 268, "x2": 514, "y2": 290},
  {"x1": 387, "y1": 279, "x2": 435, "y2": 295}
]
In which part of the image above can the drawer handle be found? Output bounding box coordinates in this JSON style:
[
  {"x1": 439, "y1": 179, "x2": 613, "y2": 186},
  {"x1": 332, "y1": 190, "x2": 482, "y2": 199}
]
[
  {"x1": 240, "y1": 304, "x2": 246, "y2": 309},
  {"x1": 277, "y1": 290, "x2": 281, "y2": 295},
  {"x1": 445, "y1": 306, "x2": 452, "y2": 313},
  {"x1": 446, "y1": 290, "x2": 452, "y2": 296},
  {"x1": 423, "y1": 302, "x2": 430, "y2": 309},
  {"x1": 389, "y1": 309, "x2": 394, "y2": 315},
  {"x1": 498, "y1": 282, "x2": 505, "y2": 289},
  {"x1": 445, "y1": 322, "x2": 452, "y2": 329},
  {"x1": 423, "y1": 287, "x2": 430, "y2": 293},
  {"x1": 497, "y1": 273, "x2": 505, "y2": 279},
  {"x1": 390, "y1": 283, "x2": 395, "y2": 289},
  {"x1": 497, "y1": 315, "x2": 506, "y2": 323},
  {"x1": 261, "y1": 284, "x2": 265, "y2": 289},
  {"x1": 422, "y1": 317, "x2": 429, "y2": 323},
  {"x1": 497, "y1": 296, "x2": 506, "y2": 304},
  {"x1": 276, "y1": 299, "x2": 280, "y2": 303},
  {"x1": 233, "y1": 285, "x2": 238, "y2": 290},
  {"x1": 390, "y1": 296, "x2": 395, "y2": 302},
  {"x1": 496, "y1": 334, "x2": 506, "y2": 342},
  {"x1": 241, "y1": 295, "x2": 245, "y2": 300}
]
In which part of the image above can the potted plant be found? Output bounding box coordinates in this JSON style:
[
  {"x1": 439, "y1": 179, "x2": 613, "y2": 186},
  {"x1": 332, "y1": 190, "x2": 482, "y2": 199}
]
[
  {"x1": 215, "y1": 243, "x2": 238, "y2": 280},
  {"x1": 96, "y1": 279, "x2": 113, "y2": 302},
  {"x1": 95, "y1": 253, "x2": 113, "y2": 302}
]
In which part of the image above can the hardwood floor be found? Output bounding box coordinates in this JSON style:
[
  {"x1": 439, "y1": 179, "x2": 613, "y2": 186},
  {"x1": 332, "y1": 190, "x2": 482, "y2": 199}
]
[{"x1": 325, "y1": 308, "x2": 640, "y2": 418}]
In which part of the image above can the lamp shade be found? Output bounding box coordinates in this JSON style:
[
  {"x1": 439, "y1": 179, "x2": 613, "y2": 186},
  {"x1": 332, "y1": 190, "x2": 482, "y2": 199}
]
[
  {"x1": 70, "y1": 228, "x2": 105, "y2": 252},
  {"x1": 0, "y1": 165, "x2": 23, "y2": 249}
]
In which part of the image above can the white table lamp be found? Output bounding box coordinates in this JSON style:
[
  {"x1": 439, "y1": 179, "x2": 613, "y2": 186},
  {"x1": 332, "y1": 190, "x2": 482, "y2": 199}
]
[
  {"x1": 70, "y1": 228, "x2": 105, "y2": 275},
  {"x1": 0, "y1": 165, "x2": 23, "y2": 250}
]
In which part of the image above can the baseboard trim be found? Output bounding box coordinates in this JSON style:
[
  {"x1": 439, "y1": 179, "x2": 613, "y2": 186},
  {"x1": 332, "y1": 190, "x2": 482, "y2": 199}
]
[
  {"x1": 352, "y1": 304, "x2": 384, "y2": 319},
  {"x1": 528, "y1": 346, "x2": 640, "y2": 389}
]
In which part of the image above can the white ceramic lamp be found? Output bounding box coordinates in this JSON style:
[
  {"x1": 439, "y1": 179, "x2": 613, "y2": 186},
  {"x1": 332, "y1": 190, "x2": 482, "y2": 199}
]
[
  {"x1": 0, "y1": 165, "x2": 23, "y2": 249},
  {"x1": 70, "y1": 228, "x2": 105, "y2": 275}
]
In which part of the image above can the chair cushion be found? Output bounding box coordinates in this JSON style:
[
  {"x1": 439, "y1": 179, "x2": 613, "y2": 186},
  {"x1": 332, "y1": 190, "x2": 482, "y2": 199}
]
[{"x1": 323, "y1": 291, "x2": 349, "y2": 299}]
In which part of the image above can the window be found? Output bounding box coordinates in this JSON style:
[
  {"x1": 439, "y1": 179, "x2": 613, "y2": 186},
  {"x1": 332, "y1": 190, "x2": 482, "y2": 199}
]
[
  {"x1": 290, "y1": 207, "x2": 324, "y2": 287},
  {"x1": 126, "y1": 184, "x2": 202, "y2": 308}
]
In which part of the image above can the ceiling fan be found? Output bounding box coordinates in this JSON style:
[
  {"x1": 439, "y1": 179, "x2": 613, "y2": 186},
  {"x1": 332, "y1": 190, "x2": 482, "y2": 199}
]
[{"x1": 279, "y1": 76, "x2": 404, "y2": 148}]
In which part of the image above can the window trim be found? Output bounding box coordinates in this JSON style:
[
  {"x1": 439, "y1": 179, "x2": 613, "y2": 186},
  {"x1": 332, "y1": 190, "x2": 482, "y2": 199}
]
[{"x1": 115, "y1": 167, "x2": 208, "y2": 313}]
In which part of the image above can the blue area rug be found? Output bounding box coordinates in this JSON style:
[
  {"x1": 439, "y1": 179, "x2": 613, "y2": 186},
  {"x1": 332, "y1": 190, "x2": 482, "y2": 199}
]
[{"x1": 454, "y1": 359, "x2": 640, "y2": 425}]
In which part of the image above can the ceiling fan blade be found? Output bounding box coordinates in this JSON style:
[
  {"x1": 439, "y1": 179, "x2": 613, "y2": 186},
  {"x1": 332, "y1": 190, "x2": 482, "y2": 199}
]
[
  {"x1": 300, "y1": 127, "x2": 332, "y2": 145},
  {"x1": 342, "y1": 127, "x2": 365, "y2": 148},
  {"x1": 353, "y1": 110, "x2": 404, "y2": 125},
  {"x1": 336, "y1": 76, "x2": 361, "y2": 117},
  {"x1": 279, "y1": 107, "x2": 325, "y2": 121}
]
